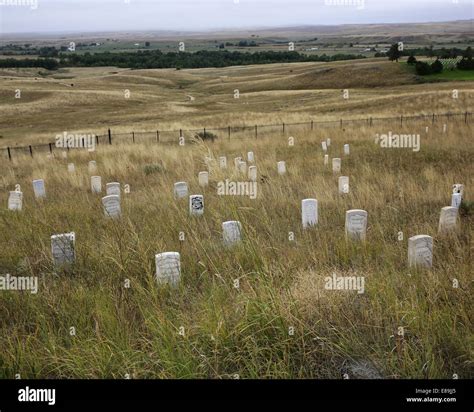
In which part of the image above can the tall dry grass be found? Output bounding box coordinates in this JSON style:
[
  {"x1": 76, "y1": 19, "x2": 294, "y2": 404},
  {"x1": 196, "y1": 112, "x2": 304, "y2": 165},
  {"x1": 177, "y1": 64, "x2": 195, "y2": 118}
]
[{"x1": 0, "y1": 119, "x2": 472, "y2": 378}]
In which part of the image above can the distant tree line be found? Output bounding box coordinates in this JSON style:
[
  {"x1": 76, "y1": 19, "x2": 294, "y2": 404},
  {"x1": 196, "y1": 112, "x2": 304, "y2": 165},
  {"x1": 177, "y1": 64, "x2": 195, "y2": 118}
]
[{"x1": 0, "y1": 58, "x2": 59, "y2": 70}]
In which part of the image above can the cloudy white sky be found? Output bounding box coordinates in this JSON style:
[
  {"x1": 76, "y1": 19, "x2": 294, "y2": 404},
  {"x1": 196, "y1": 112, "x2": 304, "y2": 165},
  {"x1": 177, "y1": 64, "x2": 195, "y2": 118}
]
[{"x1": 0, "y1": 0, "x2": 472, "y2": 34}]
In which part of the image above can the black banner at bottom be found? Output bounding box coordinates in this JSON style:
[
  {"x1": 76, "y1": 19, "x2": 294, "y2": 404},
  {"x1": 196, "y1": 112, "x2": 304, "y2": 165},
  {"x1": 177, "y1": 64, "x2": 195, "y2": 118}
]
[{"x1": 0, "y1": 379, "x2": 471, "y2": 410}]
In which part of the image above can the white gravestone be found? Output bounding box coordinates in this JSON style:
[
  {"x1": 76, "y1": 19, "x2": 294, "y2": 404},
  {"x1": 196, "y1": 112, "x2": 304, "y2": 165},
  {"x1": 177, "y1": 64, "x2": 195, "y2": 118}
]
[
  {"x1": 106, "y1": 182, "x2": 121, "y2": 198},
  {"x1": 451, "y1": 193, "x2": 462, "y2": 209},
  {"x1": 345, "y1": 209, "x2": 368, "y2": 241},
  {"x1": 198, "y1": 172, "x2": 209, "y2": 187},
  {"x1": 102, "y1": 195, "x2": 121, "y2": 218},
  {"x1": 408, "y1": 235, "x2": 433, "y2": 268},
  {"x1": 189, "y1": 195, "x2": 204, "y2": 216},
  {"x1": 88, "y1": 161, "x2": 97, "y2": 173},
  {"x1": 8, "y1": 191, "x2": 23, "y2": 211},
  {"x1": 222, "y1": 221, "x2": 242, "y2": 246},
  {"x1": 91, "y1": 176, "x2": 102, "y2": 193},
  {"x1": 234, "y1": 157, "x2": 242, "y2": 169},
  {"x1": 338, "y1": 176, "x2": 349, "y2": 194},
  {"x1": 438, "y1": 206, "x2": 458, "y2": 234},
  {"x1": 247, "y1": 151, "x2": 255, "y2": 163},
  {"x1": 332, "y1": 158, "x2": 341, "y2": 174},
  {"x1": 452, "y1": 184, "x2": 464, "y2": 197},
  {"x1": 321, "y1": 141, "x2": 327, "y2": 152},
  {"x1": 219, "y1": 156, "x2": 227, "y2": 169},
  {"x1": 324, "y1": 154, "x2": 329, "y2": 165},
  {"x1": 155, "y1": 252, "x2": 181, "y2": 287},
  {"x1": 67, "y1": 163, "x2": 75, "y2": 173},
  {"x1": 344, "y1": 144, "x2": 350, "y2": 155},
  {"x1": 248, "y1": 166, "x2": 257, "y2": 182},
  {"x1": 51, "y1": 232, "x2": 75, "y2": 266},
  {"x1": 174, "y1": 182, "x2": 188, "y2": 199},
  {"x1": 238, "y1": 161, "x2": 247, "y2": 174},
  {"x1": 277, "y1": 161, "x2": 286, "y2": 175},
  {"x1": 302, "y1": 199, "x2": 318, "y2": 229},
  {"x1": 33, "y1": 179, "x2": 46, "y2": 199},
  {"x1": 326, "y1": 138, "x2": 331, "y2": 147}
]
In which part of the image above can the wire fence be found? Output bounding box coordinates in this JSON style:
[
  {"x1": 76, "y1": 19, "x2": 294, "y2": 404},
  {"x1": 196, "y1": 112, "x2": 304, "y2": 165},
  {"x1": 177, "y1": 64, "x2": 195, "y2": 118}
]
[{"x1": 1, "y1": 111, "x2": 471, "y2": 161}]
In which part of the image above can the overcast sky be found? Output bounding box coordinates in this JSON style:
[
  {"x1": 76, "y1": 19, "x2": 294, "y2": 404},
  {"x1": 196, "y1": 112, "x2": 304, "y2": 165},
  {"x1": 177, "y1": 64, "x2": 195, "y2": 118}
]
[{"x1": 0, "y1": 0, "x2": 472, "y2": 34}]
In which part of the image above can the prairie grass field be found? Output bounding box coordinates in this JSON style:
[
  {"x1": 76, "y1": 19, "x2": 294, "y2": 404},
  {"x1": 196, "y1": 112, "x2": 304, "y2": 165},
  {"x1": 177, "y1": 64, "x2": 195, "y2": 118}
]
[{"x1": 0, "y1": 115, "x2": 472, "y2": 378}]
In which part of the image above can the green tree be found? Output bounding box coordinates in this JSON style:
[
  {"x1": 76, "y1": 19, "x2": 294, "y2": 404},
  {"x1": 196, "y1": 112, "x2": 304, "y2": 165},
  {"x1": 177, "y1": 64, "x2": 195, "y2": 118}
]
[{"x1": 387, "y1": 43, "x2": 401, "y2": 62}]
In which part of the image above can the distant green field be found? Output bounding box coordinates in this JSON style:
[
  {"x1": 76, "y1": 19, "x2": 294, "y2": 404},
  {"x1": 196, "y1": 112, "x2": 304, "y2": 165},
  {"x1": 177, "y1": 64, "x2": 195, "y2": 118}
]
[{"x1": 402, "y1": 61, "x2": 474, "y2": 81}]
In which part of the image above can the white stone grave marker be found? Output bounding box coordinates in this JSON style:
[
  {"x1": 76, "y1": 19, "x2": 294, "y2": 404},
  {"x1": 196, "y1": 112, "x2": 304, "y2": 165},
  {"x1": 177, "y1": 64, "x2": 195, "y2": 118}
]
[
  {"x1": 102, "y1": 195, "x2": 121, "y2": 218},
  {"x1": 238, "y1": 161, "x2": 247, "y2": 174},
  {"x1": 8, "y1": 191, "x2": 23, "y2": 211},
  {"x1": 88, "y1": 161, "x2": 97, "y2": 173},
  {"x1": 198, "y1": 172, "x2": 209, "y2": 187},
  {"x1": 451, "y1": 193, "x2": 462, "y2": 208},
  {"x1": 106, "y1": 182, "x2": 121, "y2": 198},
  {"x1": 408, "y1": 235, "x2": 433, "y2": 268},
  {"x1": 338, "y1": 176, "x2": 349, "y2": 194},
  {"x1": 219, "y1": 156, "x2": 227, "y2": 169},
  {"x1": 174, "y1": 182, "x2": 188, "y2": 199},
  {"x1": 302, "y1": 199, "x2": 318, "y2": 229},
  {"x1": 91, "y1": 176, "x2": 102, "y2": 193},
  {"x1": 247, "y1": 151, "x2": 254, "y2": 163},
  {"x1": 344, "y1": 144, "x2": 350, "y2": 155},
  {"x1": 51, "y1": 232, "x2": 75, "y2": 266},
  {"x1": 248, "y1": 166, "x2": 257, "y2": 182},
  {"x1": 67, "y1": 163, "x2": 75, "y2": 173},
  {"x1": 155, "y1": 252, "x2": 181, "y2": 287},
  {"x1": 438, "y1": 206, "x2": 458, "y2": 234},
  {"x1": 345, "y1": 209, "x2": 368, "y2": 241},
  {"x1": 234, "y1": 157, "x2": 242, "y2": 169},
  {"x1": 332, "y1": 158, "x2": 341, "y2": 173},
  {"x1": 321, "y1": 141, "x2": 327, "y2": 152},
  {"x1": 277, "y1": 161, "x2": 286, "y2": 175},
  {"x1": 324, "y1": 154, "x2": 329, "y2": 165},
  {"x1": 222, "y1": 221, "x2": 242, "y2": 246},
  {"x1": 32, "y1": 179, "x2": 46, "y2": 199}
]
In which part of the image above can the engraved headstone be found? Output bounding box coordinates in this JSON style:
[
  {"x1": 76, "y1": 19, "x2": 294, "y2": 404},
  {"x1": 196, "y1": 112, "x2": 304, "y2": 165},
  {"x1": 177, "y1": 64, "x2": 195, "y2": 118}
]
[
  {"x1": 326, "y1": 138, "x2": 331, "y2": 147},
  {"x1": 198, "y1": 171, "x2": 209, "y2": 187},
  {"x1": 102, "y1": 195, "x2": 121, "y2": 218},
  {"x1": 189, "y1": 195, "x2": 204, "y2": 216},
  {"x1": 324, "y1": 154, "x2": 329, "y2": 165},
  {"x1": 248, "y1": 166, "x2": 257, "y2": 182},
  {"x1": 408, "y1": 235, "x2": 433, "y2": 268},
  {"x1": 238, "y1": 161, "x2": 247, "y2": 174},
  {"x1": 332, "y1": 158, "x2": 341, "y2": 173},
  {"x1": 174, "y1": 182, "x2": 188, "y2": 199},
  {"x1": 345, "y1": 209, "x2": 368, "y2": 241},
  {"x1": 338, "y1": 176, "x2": 349, "y2": 194},
  {"x1": 155, "y1": 252, "x2": 181, "y2": 287},
  {"x1": 302, "y1": 199, "x2": 318, "y2": 229},
  {"x1": 234, "y1": 157, "x2": 242, "y2": 169},
  {"x1": 247, "y1": 151, "x2": 254, "y2": 163},
  {"x1": 321, "y1": 141, "x2": 327, "y2": 152},
  {"x1": 8, "y1": 191, "x2": 23, "y2": 211},
  {"x1": 91, "y1": 176, "x2": 102, "y2": 193},
  {"x1": 222, "y1": 221, "x2": 242, "y2": 246},
  {"x1": 67, "y1": 163, "x2": 75, "y2": 173},
  {"x1": 32, "y1": 179, "x2": 46, "y2": 199},
  {"x1": 344, "y1": 144, "x2": 350, "y2": 155},
  {"x1": 277, "y1": 161, "x2": 286, "y2": 175},
  {"x1": 106, "y1": 182, "x2": 121, "y2": 197},
  {"x1": 438, "y1": 206, "x2": 458, "y2": 234},
  {"x1": 51, "y1": 232, "x2": 75, "y2": 266}
]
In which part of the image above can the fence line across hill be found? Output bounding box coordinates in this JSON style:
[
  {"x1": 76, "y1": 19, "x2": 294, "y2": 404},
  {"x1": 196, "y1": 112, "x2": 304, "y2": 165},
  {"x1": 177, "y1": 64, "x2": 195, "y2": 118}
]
[{"x1": 1, "y1": 111, "x2": 471, "y2": 161}]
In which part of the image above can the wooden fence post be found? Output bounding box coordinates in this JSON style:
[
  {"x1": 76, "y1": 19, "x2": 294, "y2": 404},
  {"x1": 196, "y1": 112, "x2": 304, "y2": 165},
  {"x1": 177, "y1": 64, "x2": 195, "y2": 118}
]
[
  {"x1": 108, "y1": 129, "x2": 112, "y2": 144},
  {"x1": 7, "y1": 147, "x2": 11, "y2": 161},
  {"x1": 228, "y1": 126, "x2": 231, "y2": 140},
  {"x1": 132, "y1": 132, "x2": 135, "y2": 143},
  {"x1": 157, "y1": 131, "x2": 160, "y2": 142},
  {"x1": 29, "y1": 145, "x2": 33, "y2": 157},
  {"x1": 255, "y1": 125, "x2": 258, "y2": 139},
  {"x1": 311, "y1": 120, "x2": 313, "y2": 130}
]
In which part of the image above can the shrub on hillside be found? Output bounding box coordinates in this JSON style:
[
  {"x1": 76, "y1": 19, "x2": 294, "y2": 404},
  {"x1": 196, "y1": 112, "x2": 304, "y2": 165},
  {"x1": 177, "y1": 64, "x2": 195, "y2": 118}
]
[
  {"x1": 415, "y1": 61, "x2": 432, "y2": 75},
  {"x1": 457, "y1": 57, "x2": 474, "y2": 70},
  {"x1": 407, "y1": 55, "x2": 417, "y2": 65},
  {"x1": 431, "y1": 59, "x2": 443, "y2": 74}
]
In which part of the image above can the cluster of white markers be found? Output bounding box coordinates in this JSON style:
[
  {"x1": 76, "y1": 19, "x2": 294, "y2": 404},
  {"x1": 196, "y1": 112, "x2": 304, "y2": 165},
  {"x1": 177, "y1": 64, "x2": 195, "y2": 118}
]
[{"x1": 5, "y1": 140, "x2": 465, "y2": 289}]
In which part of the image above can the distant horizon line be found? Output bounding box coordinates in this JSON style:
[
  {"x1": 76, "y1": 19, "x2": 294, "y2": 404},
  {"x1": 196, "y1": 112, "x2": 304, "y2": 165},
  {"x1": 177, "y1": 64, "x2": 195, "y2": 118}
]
[{"x1": 1, "y1": 19, "x2": 472, "y2": 37}]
